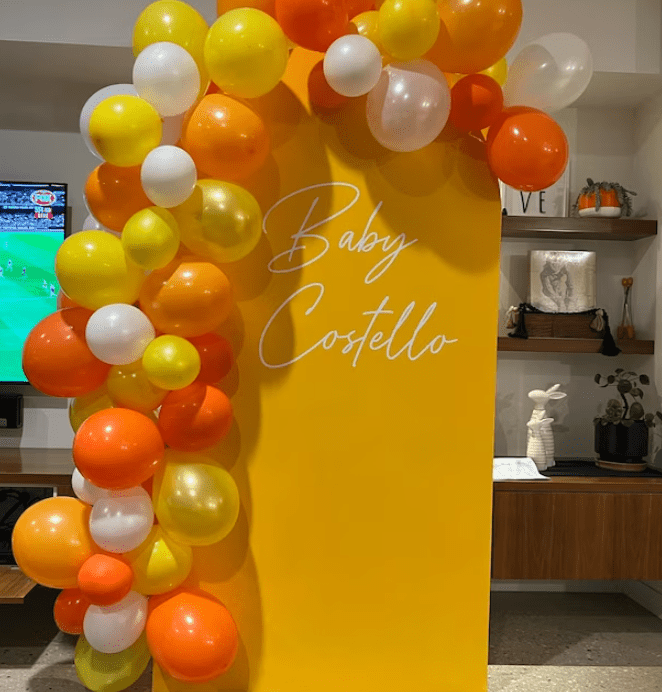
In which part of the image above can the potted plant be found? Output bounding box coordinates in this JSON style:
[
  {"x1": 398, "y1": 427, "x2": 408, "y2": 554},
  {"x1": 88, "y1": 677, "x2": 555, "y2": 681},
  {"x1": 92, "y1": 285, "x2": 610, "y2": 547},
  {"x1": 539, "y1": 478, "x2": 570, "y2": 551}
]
[
  {"x1": 594, "y1": 368, "x2": 662, "y2": 471},
  {"x1": 573, "y1": 179, "x2": 637, "y2": 218}
]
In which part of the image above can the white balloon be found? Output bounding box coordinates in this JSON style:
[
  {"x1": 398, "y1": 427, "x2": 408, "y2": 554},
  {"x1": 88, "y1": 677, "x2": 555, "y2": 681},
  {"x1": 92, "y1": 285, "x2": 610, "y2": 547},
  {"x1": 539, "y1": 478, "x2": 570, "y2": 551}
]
[
  {"x1": 72, "y1": 214, "x2": 121, "y2": 238},
  {"x1": 324, "y1": 35, "x2": 383, "y2": 98},
  {"x1": 83, "y1": 591, "x2": 148, "y2": 654},
  {"x1": 503, "y1": 33, "x2": 593, "y2": 112},
  {"x1": 141, "y1": 146, "x2": 197, "y2": 208},
  {"x1": 85, "y1": 304, "x2": 155, "y2": 366},
  {"x1": 133, "y1": 42, "x2": 200, "y2": 117},
  {"x1": 80, "y1": 84, "x2": 137, "y2": 159},
  {"x1": 90, "y1": 487, "x2": 154, "y2": 554},
  {"x1": 72, "y1": 468, "x2": 110, "y2": 506},
  {"x1": 366, "y1": 60, "x2": 451, "y2": 153},
  {"x1": 160, "y1": 113, "x2": 186, "y2": 146}
]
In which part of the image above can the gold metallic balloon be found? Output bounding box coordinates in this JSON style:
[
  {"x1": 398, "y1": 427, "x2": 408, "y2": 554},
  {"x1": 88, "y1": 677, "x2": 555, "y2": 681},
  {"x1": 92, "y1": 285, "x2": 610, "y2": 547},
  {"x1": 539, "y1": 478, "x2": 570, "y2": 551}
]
[
  {"x1": 107, "y1": 359, "x2": 168, "y2": 413},
  {"x1": 125, "y1": 525, "x2": 193, "y2": 595},
  {"x1": 69, "y1": 386, "x2": 114, "y2": 433},
  {"x1": 75, "y1": 632, "x2": 151, "y2": 692},
  {"x1": 172, "y1": 179, "x2": 263, "y2": 264},
  {"x1": 153, "y1": 451, "x2": 240, "y2": 547}
]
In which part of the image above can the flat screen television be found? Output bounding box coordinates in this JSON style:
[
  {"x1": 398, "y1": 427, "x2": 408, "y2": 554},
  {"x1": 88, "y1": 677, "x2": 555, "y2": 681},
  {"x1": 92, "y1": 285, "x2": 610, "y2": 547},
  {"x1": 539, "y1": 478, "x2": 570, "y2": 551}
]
[{"x1": 0, "y1": 181, "x2": 68, "y2": 384}]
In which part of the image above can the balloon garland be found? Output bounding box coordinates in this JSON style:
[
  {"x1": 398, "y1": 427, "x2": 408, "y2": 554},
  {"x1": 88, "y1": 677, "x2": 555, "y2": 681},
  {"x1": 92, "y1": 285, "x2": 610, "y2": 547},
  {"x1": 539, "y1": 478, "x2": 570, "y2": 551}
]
[{"x1": 11, "y1": 1, "x2": 592, "y2": 690}]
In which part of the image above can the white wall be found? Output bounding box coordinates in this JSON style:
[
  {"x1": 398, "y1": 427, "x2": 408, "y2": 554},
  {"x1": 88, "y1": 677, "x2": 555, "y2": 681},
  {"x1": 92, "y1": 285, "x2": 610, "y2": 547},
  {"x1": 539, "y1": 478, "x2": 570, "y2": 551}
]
[{"x1": 0, "y1": 129, "x2": 97, "y2": 449}]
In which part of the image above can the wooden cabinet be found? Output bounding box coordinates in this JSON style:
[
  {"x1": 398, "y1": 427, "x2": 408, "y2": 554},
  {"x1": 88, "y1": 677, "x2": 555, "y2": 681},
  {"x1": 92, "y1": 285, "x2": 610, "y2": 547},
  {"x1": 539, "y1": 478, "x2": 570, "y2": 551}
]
[{"x1": 492, "y1": 477, "x2": 662, "y2": 580}]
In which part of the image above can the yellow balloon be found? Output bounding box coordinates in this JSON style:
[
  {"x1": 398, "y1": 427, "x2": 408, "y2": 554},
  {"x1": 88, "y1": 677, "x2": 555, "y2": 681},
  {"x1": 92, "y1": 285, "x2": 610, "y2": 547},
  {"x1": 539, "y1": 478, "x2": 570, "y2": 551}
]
[
  {"x1": 107, "y1": 359, "x2": 168, "y2": 413},
  {"x1": 172, "y1": 180, "x2": 262, "y2": 264},
  {"x1": 378, "y1": 0, "x2": 440, "y2": 62},
  {"x1": 125, "y1": 525, "x2": 193, "y2": 595},
  {"x1": 133, "y1": 0, "x2": 210, "y2": 97},
  {"x1": 69, "y1": 386, "x2": 114, "y2": 433},
  {"x1": 55, "y1": 231, "x2": 145, "y2": 310},
  {"x1": 89, "y1": 96, "x2": 162, "y2": 168},
  {"x1": 121, "y1": 207, "x2": 180, "y2": 270},
  {"x1": 351, "y1": 11, "x2": 387, "y2": 55},
  {"x1": 154, "y1": 451, "x2": 240, "y2": 546},
  {"x1": 481, "y1": 57, "x2": 508, "y2": 86},
  {"x1": 75, "y1": 632, "x2": 151, "y2": 692},
  {"x1": 204, "y1": 8, "x2": 289, "y2": 99},
  {"x1": 142, "y1": 335, "x2": 200, "y2": 390}
]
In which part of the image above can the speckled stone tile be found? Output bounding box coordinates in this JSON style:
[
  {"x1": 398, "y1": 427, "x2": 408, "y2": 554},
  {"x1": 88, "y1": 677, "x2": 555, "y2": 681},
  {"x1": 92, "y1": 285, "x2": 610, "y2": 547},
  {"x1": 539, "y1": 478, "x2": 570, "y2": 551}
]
[
  {"x1": 489, "y1": 666, "x2": 662, "y2": 691},
  {"x1": 490, "y1": 592, "x2": 662, "y2": 666}
]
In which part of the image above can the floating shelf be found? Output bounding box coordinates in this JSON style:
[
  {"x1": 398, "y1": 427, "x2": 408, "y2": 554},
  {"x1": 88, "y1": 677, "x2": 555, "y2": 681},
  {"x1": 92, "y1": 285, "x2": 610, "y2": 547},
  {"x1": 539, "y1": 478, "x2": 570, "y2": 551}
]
[
  {"x1": 498, "y1": 337, "x2": 654, "y2": 355},
  {"x1": 502, "y1": 216, "x2": 657, "y2": 241}
]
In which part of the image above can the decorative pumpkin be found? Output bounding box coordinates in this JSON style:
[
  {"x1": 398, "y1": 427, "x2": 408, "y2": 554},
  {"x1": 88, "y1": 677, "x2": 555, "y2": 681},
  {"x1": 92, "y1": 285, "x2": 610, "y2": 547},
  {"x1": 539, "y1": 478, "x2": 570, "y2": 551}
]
[{"x1": 573, "y1": 178, "x2": 636, "y2": 218}]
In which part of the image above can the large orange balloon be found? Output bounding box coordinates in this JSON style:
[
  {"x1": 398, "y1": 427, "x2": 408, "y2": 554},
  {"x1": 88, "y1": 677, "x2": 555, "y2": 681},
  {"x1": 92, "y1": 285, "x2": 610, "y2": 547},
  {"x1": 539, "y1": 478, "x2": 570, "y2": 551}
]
[
  {"x1": 188, "y1": 333, "x2": 234, "y2": 384},
  {"x1": 347, "y1": 0, "x2": 374, "y2": 18},
  {"x1": 217, "y1": 0, "x2": 275, "y2": 15},
  {"x1": 73, "y1": 408, "x2": 165, "y2": 490},
  {"x1": 181, "y1": 95, "x2": 270, "y2": 182},
  {"x1": 85, "y1": 164, "x2": 152, "y2": 232},
  {"x1": 449, "y1": 74, "x2": 503, "y2": 132},
  {"x1": 22, "y1": 308, "x2": 111, "y2": 397},
  {"x1": 427, "y1": 0, "x2": 522, "y2": 74},
  {"x1": 487, "y1": 106, "x2": 569, "y2": 192},
  {"x1": 54, "y1": 588, "x2": 92, "y2": 635},
  {"x1": 275, "y1": 0, "x2": 349, "y2": 52},
  {"x1": 78, "y1": 554, "x2": 134, "y2": 607},
  {"x1": 158, "y1": 383, "x2": 233, "y2": 451},
  {"x1": 147, "y1": 589, "x2": 238, "y2": 683},
  {"x1": 139, "y1": 257, "x2": 233, "y2": 338},
  {"x1": 12, "y1": 497, "x2": 95, "y2": 589}
]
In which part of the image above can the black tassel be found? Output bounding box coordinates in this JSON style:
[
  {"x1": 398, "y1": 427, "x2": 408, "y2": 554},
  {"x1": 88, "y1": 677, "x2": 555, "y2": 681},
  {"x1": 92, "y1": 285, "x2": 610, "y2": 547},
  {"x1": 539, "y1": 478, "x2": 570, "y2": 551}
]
[{"x1": 598, "y1": 312, "x2": 622, "y2": 357}]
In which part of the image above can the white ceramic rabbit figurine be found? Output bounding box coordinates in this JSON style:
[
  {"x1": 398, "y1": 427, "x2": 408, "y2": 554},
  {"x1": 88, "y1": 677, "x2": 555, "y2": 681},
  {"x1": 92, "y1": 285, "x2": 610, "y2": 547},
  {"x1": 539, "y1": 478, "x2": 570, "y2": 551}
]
[
  {"x1": 527, "y1": 384, "x2": 567, "y2": 469},
  {"x1": 527, "y1": 418, "x2": 554, "y2": 470}
]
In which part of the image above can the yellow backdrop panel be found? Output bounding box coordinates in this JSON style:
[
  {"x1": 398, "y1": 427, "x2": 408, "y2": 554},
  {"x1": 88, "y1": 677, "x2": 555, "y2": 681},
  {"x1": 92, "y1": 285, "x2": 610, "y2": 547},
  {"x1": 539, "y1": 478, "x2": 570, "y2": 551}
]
[{"x1": 154, "y1": 48, "x2": 501, "y2": 692}]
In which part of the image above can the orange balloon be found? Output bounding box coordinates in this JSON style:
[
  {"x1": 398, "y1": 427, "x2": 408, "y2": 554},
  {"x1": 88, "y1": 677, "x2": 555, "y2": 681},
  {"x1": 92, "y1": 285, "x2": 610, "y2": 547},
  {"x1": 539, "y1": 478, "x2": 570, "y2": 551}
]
[
  {"x1": 147, "y1": 589, "x2": 238, "y2": 683},
  {"x1": 139, "y1": 257, "x2": 233, "y2": 338},
  {"x1": 217, "y1": 0, "x2": 275, "y2": 15},
  {"x1": 427, "y1": 0, "x2": 522, "y2": 74},
  {"x1": 54, "y1": 588, "x2": 92, "y2": 635},
  {"x1": 73, "y1": 408, "x2": 165, "y2": 490},
  {"x1": 487, "y1": 106, "x2": 568, "y2": 192},
  {"x1": 188, "y1": 333, "x2": 234, "y2": 384},
  {"x1": 12, "y1": 497, "x2": 95, "y2": 589},
  {"x1": 85, "y1": 164, "x2": 152, "y2": 232},
  {"x1": 347, "y1": 0, "x2": 374, "y2": 19},
  {"x1": 158, "y1": 383, "x2": 233, "y2": 452},
  {"x1": 78, "y1": 554, "x2": 134, "y2": 607},
  {"x1": 22, "y1": 308, "x2": 111, "y2": 397},
  {"x1": 275, "y1": 0, "x2": 349, "y2": 52},
  {"x1": 181, "y1": 95, "x2": 270, "y2": 182},
  {"x1": 57, "y1": 291, "x2": 81, "y2": 309},
  {"x1": 449, "y1": 74, "x2": 503, "y2": 132},
  {"x1": 308, "y1": 60, "x2": 349, "y2": 111}
]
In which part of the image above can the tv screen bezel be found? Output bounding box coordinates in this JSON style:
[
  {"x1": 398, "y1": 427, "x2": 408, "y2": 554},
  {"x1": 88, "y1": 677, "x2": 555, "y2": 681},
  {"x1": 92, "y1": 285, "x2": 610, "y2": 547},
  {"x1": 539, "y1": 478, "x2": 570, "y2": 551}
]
[{"x1": 0, "y1": 180, "x2": 70, "y2": 386}]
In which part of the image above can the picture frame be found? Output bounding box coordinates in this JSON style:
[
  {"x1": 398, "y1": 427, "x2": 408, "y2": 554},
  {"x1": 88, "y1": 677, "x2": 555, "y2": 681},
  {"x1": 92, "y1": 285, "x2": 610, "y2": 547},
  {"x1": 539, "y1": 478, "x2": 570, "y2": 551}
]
[{"x1": 500, "y1": 165, "x2": 570, "y2": 217}]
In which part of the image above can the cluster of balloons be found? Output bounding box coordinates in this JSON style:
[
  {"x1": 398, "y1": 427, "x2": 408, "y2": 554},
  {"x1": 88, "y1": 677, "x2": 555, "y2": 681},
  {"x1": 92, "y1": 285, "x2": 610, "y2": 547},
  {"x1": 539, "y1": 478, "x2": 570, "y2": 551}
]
[{"x1": 11, "y1": 1, "x2": 593, "y2": 690}]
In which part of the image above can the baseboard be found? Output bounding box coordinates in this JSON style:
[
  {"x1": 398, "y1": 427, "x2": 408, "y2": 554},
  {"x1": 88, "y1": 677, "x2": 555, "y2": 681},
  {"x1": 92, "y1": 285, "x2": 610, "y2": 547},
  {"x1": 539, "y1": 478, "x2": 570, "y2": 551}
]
[
  {"x1": 491, "y1": 580, "x2": 622, "y2": 593},
  {"x1": 622, "y1": 581, "x2": 662, "y2": 618}
]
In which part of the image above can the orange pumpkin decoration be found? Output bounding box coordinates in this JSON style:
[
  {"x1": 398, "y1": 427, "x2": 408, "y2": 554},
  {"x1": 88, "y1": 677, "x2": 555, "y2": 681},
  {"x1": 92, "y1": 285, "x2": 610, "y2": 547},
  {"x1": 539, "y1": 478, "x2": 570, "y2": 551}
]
[{"x1": 575, "y1": 179, "x2": 636, "y2": 218}]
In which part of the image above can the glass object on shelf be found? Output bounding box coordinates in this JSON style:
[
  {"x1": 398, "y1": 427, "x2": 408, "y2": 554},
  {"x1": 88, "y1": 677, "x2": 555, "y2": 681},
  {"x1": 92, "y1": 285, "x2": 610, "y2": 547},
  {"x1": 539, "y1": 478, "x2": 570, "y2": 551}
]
[{"x1": 617, "y1": 277, "x2": 635, "y2": 340}]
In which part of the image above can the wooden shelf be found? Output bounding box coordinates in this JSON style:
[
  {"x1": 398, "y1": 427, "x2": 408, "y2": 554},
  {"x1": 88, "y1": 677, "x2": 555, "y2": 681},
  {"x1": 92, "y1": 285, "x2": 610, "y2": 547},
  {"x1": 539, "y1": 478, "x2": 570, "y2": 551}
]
[
  {"x1": 498, "y1": 337, "x2": 654, "y2": 355},
  {"x1": 0, "y1": 567, "x2": 36, "y2": 604},
  {"x1": 502, "y1": 216, "x2": 657, "y2": 241}
]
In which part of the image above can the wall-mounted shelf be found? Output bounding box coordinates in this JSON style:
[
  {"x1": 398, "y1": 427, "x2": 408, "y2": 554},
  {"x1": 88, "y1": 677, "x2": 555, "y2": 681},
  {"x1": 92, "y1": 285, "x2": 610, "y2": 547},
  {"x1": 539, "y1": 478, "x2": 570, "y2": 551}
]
[
  {"x1": 498, "y1": 337, "x2": 654, "y2": 355},
  {"x1": 502, "y1": 216, "x2": 657, "y2": 241}
]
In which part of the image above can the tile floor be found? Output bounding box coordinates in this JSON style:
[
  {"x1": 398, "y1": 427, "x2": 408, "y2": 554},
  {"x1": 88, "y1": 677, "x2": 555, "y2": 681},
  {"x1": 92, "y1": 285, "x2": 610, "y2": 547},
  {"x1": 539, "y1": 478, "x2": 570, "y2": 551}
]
[{"x1": 2, "y1": 588, "x2": 662, "y2": 690}]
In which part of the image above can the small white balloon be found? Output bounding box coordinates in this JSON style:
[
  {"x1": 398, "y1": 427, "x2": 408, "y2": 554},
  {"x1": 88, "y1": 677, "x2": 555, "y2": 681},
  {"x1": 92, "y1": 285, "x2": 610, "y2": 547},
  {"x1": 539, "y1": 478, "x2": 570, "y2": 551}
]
[
  {"x1": 72, "y1": 468, "x2": 110, "y2": 506},
  {"x1": 80, "y1": 84, "x2": 137, "y2": 159},
  {"x1": 141, "y1": 146, "x2": 197, "y2": 208},
  {"x1": 83, "y1": 591, "x2": 148, "y2": 654},
  {"x1": 504, "y1": 33, "x2": 593, "y2": 112},
  {"x1": 85, "y1": 304, "x2": 155, "y2": 366},
  {"x1": 73, "y1": 214, "x2": 121, "y2": 238},
  {"x1": 160, "y1": 113, "x2": 186, "y2": 146},
  {"x1": 366, "y1": 60, "x2": 451, "y2": 152},
  {"x1": 133, "y1": 42, "x2": 200, "y2": 117},
  {"x1": 324, "y1": 35, "x2": 383, "y2": 98},
  {"x1": 90, "y1": 487, "x2": 154, "y2": 554}
]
